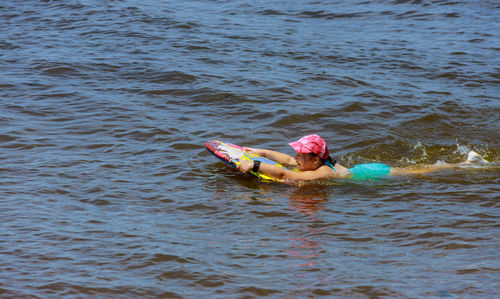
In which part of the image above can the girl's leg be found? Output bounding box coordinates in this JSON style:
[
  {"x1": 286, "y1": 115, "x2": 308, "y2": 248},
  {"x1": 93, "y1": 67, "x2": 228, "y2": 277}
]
[
  {"x1": 390, "y1": 163, "x2": 461, "y2": 176},
  {"x1": 390, "y1": 151, "x2": 488, "y2": 176}
]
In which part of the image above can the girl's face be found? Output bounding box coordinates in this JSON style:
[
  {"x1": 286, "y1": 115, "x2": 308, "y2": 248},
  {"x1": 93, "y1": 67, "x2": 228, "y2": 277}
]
[{"x1": 294, "y1": 153, "x2": 320, "y2": 171}]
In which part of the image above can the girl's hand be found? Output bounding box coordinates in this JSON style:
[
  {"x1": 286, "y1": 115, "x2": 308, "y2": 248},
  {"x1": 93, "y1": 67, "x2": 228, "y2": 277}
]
[
  {"x1": 237, "y1": 160, "x2": 254, "y2": 174},
  {"x1": 244, "y1": 147, "x2": 265, "y2": 156},
  {"x1": 243, "y1": 147, "x2": 256, "y2": 153}
]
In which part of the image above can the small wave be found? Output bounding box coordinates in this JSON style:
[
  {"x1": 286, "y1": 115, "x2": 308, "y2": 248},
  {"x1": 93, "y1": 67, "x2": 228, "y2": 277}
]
[
  {"x1": 40, "y1": 66, "x2": 81, "y2": 78},
  {"x1": 125, "y1": 70, "x2": 198, "y2": 84},
  {"x1": 0, "y1": 134, "x2": 16, "y2": 142},
  {"x1": 299, "y1": 10, "x2": 368, "y2": 19},
  {"x1": 342, "y1": 139, "x2": 498, "y2": 167},
  {"x1": 258, "y1": 9, "x2": 284, "y2": 16}
]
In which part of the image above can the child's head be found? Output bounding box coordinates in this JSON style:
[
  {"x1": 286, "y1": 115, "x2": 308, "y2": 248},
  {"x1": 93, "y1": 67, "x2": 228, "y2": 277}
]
[
  {"x1": 288, "y1": 134, "x2": 329, "y2": 160},
  {"x1": 289, "y1": 134, "x2": 329, "y2": 171}
]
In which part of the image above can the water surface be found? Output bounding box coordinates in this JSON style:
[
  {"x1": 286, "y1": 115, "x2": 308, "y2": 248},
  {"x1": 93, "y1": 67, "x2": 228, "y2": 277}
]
[{"x1": 1, "y1": 0, "x2": 499, "y2": 297}]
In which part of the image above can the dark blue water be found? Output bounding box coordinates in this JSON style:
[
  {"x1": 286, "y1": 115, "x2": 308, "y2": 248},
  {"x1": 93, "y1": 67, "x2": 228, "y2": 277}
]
[{"x1": 1, "y1": 0, "x2": 499, "y2": 297}]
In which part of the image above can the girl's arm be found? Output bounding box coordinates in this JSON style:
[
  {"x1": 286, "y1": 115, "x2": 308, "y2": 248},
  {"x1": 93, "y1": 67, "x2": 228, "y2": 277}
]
[
  {"x1": 245, "y1": 147, "x2": 296, "y2": 166},
  {"x1": 237, "y1": 160, "x2": 330, "y2": 181}
]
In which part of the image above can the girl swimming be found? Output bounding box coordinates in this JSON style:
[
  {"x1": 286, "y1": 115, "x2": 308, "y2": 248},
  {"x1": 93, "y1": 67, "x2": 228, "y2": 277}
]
[{"x1": 236, "y1": 134, "x2": 487, "y2": 181}]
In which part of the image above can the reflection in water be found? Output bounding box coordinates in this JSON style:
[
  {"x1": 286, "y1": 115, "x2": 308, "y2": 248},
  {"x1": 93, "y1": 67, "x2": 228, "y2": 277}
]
[
  {"x1": 288, "y1": 187, "x2": 329, "y2": 216},
  {"x1": 286, "y1": 187, "x2": 334, "y2": 290},
  {"x1": 211, "y1": 180, "x2": 335, "y2": 291}
]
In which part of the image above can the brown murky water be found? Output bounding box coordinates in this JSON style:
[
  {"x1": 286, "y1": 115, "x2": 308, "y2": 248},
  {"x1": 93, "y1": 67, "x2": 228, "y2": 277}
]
[{"x1": 1, "y1": 0, "x2": 499, "y2": 297}]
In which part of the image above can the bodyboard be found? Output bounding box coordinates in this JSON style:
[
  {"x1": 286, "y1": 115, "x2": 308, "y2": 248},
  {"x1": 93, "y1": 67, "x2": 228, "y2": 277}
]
[{"x1": 204, "y1": 140, "x2": 288, "y2": 182}]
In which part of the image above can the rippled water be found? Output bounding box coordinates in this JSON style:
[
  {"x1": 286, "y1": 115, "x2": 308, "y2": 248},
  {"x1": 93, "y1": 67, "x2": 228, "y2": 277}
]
[{"x1": 1, "y1": 0, "x2": 499, "y2": 297}]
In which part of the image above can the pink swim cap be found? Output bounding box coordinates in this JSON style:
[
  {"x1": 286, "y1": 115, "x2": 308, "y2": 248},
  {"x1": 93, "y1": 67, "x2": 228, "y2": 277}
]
[{"x1": 288, "y1": 134, "x2": 330, "y2": 160}]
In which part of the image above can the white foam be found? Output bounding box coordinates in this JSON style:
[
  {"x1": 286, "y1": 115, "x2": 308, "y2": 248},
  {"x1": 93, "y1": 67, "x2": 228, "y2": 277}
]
[
  {"x1": 455, "y1": 144, "x2": 470, "y2": 156},
  {"x1": 467, "y1": 151, "x2": 489, "y2": 163}
]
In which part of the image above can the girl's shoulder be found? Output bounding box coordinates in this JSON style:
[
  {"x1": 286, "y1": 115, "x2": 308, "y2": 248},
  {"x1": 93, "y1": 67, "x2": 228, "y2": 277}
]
[{"x1": 323, "y1": 163, "x2": 351, "y2": 178}]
